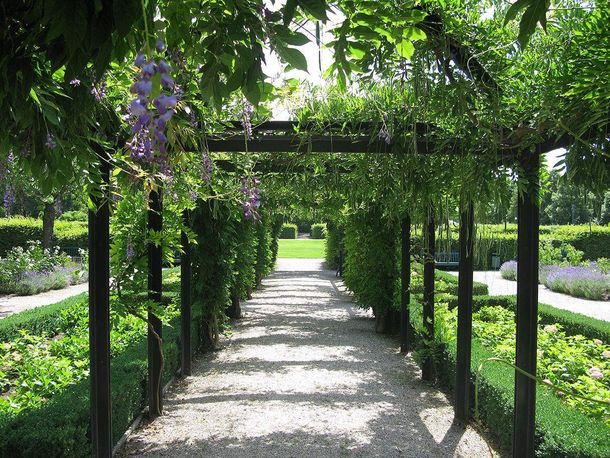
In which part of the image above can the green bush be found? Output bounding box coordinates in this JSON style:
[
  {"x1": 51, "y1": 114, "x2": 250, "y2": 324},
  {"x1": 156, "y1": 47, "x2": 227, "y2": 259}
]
[
  {"x1": 279, "y1": 223, "x2": 297, "y2": 239},
  {"x1": 324, "y1": 221, "x2": 343, "y2": 270},
  {"x1": 0, "y1": 217, "x2": 88, "y2": 256},
  {"x1": 0, "y1": 294, "x2": 87, "y2": 342},
  {"x1": 408, "y1": 301, "x2": 610, "y2": 457},
  {"x1": 310, "y1": 223, "x2": 327, "y2": 239},
  {"x1": 58, "y1": 210, "x2": 87, "y2": 222},
  {"x1": 343, "y1": 207, "x2": 400, "y2": 333},
  {"x1": 446, "y1": 295, "x2": 610, "y2": 343}
]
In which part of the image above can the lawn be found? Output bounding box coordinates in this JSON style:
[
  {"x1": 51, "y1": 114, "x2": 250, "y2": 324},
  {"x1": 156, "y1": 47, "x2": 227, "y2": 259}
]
[{"x1": 277, "y1": 239, "x2": 326, "y2": 258}]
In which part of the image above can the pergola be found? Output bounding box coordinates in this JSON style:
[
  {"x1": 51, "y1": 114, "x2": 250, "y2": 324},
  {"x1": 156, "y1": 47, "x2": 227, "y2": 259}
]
[{"x1": 88, "y1": 120, "x2": 568, "y2": 457}]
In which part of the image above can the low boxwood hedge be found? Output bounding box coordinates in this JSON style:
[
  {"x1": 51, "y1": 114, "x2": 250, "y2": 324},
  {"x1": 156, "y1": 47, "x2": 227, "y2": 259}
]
[
  {"x1": 446, "y1": 295, "x2": 610, "y2": 343},
  {"x1": 279, "y1": 223, "x2": 297, "y2": 239},
  {"x1": 310, "y1": 223, "x2": 327, "y2": 239},
  {"x1": 434, "y1": 338, "x2": 610, "y2": 457},
  {"x1": 408, "y1": 300, "x2": 610, "y2": 457},
  {"x1": 0, "y1": 303, "x2": 204, "y2": 457},
  {"x1": 0, "y1": 217, "x2": 88, "y2": 256},
  {"x1": 0, "y1": 293, "x2": 87, "y2": 342}
]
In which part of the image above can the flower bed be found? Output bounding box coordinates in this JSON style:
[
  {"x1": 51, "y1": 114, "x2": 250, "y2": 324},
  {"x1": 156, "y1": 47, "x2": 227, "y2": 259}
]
[
  {"x1": 0, "y1": 242, "x2": 87, "y2": 296},
  {"x1": 499, "y1": 259, "x2": 610, "y2": 300}
]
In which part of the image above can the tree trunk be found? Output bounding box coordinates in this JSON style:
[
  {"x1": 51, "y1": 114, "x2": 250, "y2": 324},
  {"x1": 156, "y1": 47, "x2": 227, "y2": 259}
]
[{"x1": 42, "y1": 196, "x2": 58, "y2": 250}]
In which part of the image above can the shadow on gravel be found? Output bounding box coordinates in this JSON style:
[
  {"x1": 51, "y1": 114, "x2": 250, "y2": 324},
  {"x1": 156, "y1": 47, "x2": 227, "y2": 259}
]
[{"x1": 121, "y1": 266, "x2": 503, "y2": 458}]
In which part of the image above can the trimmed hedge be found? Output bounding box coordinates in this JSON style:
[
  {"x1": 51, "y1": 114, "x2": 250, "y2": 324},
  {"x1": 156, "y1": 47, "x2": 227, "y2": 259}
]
[
  {"x1": 447, "y1": 294, "x2": 610, "y2": 343},
  {"x1": 408, "y1": 300, "x2": 610, "y2": 457},
  {"x1": 310, "y1": 223, "x2": 327, "y2": 239},
  {"x1": 0, "y1": 305, "x2": 204, "y2": 457},
  {"x1": 324, "y1": 222, "x2": 343, "y2": 270},
  {"x1": 435, "y1": 339, "x2": 610, "y2": 457},
  {"x1": 279, "y1": 223, "x2": 297, "y2": 239},
  {"x1": 0, "y1": 293, "x2": 87, "y2": 342},
  {"x1": 0, "y1": 217, "x2": 88, "y2": 256}
]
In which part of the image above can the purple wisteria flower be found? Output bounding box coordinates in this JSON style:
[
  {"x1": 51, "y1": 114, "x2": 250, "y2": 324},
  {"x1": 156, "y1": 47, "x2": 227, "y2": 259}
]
[
  {"x1": 127, "y1": 40, "x2": 178, "y2": 173},
  {"x1": 378, "y1": 127, "x2": 392, "y2": 145},
  {"x1": 240, "y1": 176, "x2": 261, "y2": 221},
  {"x1": 3, "y1": 185, "x2": 15, "y2": 215},
  {"x1": 69, "y1": 79, "x2": 81, "y2": 87},
  {"x1": 241, "y1": 103, "x2": 254, "y2": 139},
  {"x1": 126, "y1": 244, "x2": 135, "y2": 262},
  {"x1": 46, "y1": 133, "x2": 56, "y2": 149},
  {"x1": 91, "y1": 80, "x2": 107, "y2": 102},
  {"x1": 201, "y1": 149, "x2": 213, "y2": 183}
]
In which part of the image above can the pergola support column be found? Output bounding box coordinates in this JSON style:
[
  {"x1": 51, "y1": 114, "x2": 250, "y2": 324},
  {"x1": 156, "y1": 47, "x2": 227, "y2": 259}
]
[
  {"x1": 88, "y1": 146, "x2": 112, "y2": 457},
  {"x1": 513, "y1": 154, "x2": 540, "y2": 458},
  {"x1": 455, "y1": 200, "x2": 474, "y2": 422},
  {"x1": 180, "y1": 210, "x2": 192, "y2": 377},
  {"x1": 422, "y1": 208, "x2": 435, "y2": 381},
  {"x1": 400, "y1": 215, "x2": 412, "y2": 353},
  {"x1": 148, "y1": 189, "x2": 163, "y2": 417}
]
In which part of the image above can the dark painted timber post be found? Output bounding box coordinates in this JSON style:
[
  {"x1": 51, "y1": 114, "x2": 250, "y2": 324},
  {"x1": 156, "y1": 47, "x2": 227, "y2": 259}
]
[
  {"x1": 88, "y1": 145, "x2": 112, "y2": 457},
  {"x1": 148, "y1": 188, "x2": 163, "y2": 417},
  {"x1": 422, "y1": 208, "x2": 435, "y2": 381},
  {"x1": 455, "y1": 200, "x2": 474, "y2": 422},
  {"x1": 180, "y1": 210, "x2": 192, "y2": 377},
  {"x1": 400, "y1": 215, "x2": 412, "y2": 353},
  {"x1": 513, "y1": 154, "x2": 540, "y2": 458}
]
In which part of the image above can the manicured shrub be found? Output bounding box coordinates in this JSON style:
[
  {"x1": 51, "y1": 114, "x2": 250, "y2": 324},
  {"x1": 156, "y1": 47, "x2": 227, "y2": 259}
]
[
  {"x1": 324, "y1": 221, "x2": 344, "y2": 270},
  {"x1": 279, "y1": 223, "x2": 297, "y2": 239},
  {"x1": 310, "y1": 223, "x2": 327, "y2": 239},
  {"x1": 343, "y1": 207, "x2": 399, "y2": 333},
  {"x1": 0, "y1": 217, "x2": 88, "y2": 256},
  {"x1": 409, "y1": 300, "x2": 610, "y2": 457}
]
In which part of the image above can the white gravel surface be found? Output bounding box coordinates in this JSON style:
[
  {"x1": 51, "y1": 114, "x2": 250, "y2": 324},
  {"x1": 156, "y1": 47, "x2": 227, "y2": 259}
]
[
  {"x1": 449, "y1": 271, "x2": 610, "y2": 322},
  {"x1": 0, "y1": 282, "x2": 87, "y2": 319},
  {"x1": 120, "y1": 259, "x2": 503, "y2": 457}
]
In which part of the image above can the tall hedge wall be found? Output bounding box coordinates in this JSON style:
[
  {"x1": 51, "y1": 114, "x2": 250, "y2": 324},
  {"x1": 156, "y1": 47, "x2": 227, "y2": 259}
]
[{"x1": 0, "y1": 217, "x2": 88, "y2": 256}]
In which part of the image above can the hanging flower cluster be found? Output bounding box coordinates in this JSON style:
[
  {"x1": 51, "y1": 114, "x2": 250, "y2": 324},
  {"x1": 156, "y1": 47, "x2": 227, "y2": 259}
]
[
  {"x1": 46, "y1": 133, "x2": 56, "y2": 149},
  {"x1": 240, "y1": 176, "x2": 261, "y2": 221},
  {"x1": 201, "y1": 149, "x2": 213, "y2": 183},
  {"x1": 241, "y1": 102, "x2": 253, "y2": 139},
  {"x1": 91, "y1": 79, "x2": 107, "y2": 102},
  {"x1": 127, "y1": 39, "x2": 178, "y2": 174},
  {"x1": 378, "y1": 127, "x2": 391, "y2": 145}
]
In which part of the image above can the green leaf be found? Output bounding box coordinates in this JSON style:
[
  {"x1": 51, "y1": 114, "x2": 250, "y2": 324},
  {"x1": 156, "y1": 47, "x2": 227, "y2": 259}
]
[
  {"x1": 298, "y1": 0, "x2": 328, "y2": 21},
  {"x1": 504, "y1": 0, "x2": 530, "y2": 25},
  {"x1": 396, "y1": 39, "x2": 415, "y2": 60},
  {"x1": 403, "y1": 26, "x2": 426, "y2": 42},
  {"x1": 277, "y1": 46, "x2": 308, "y2": 72},
  {"x1": 283, "y1": 0, "x2": 298, "y2": 26},
  {"x1": 517, "y1": 0, "x2": 550, "y2": 47}
]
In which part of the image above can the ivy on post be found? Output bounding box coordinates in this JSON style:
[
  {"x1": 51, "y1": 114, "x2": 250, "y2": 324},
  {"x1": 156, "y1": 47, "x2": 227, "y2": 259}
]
[
  {"x1": 513, "y1": 153, "x2": 540, "y2": 458},
  {"x1": 400, "y1": 215, "x2": 412, "y2": 353},
  {"x1": 88, "y1": 145, "x2": 112, "y2": 457},
  {"x1": 455, "y1": 200, "x2": 474, "y2": 422},
  {"x1": 180, "y1": 209, "x2": 192, "y2": 377},
  {"x1": 422, "y1": 207, "x2": 435, "y2": 381},
  {"x1": 148, "y1": 188, "x2": 163, "y2": 417}
]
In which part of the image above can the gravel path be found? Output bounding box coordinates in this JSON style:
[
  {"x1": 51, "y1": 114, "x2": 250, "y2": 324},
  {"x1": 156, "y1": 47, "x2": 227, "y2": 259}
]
[
  {"x1": 0, "y1": 283, "x2": 87, "y2": 319},
  {"x1": 121, "y1": 259, "x2": 502, "y2": 458},
  {"x1": 449, "y1": 271, "x2": 610, "y2": 322}
]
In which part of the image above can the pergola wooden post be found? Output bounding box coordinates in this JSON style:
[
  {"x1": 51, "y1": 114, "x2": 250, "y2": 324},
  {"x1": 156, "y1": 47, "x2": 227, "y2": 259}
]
[
  {"x1": 513, "y1": 154, "x2": 540, "y2": 458},
  {"x1": 455, "y1": 200, "x2": 474, "y2": 422},
  {"x1": 400, "y1": 215, "x2": 412, "y2": 353},
  {"x1": 88, "y1": 146, "x2": 112, "y2": 457},
  {"x1": 148, "y1": 189, "x2": 163, "y2": 416},
  {"x1": 422, "y1": 207, "x2": 435, "y2": 381},
  {"x1": 180, "y1": 209, "x2": 192, "y2": 377}
]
